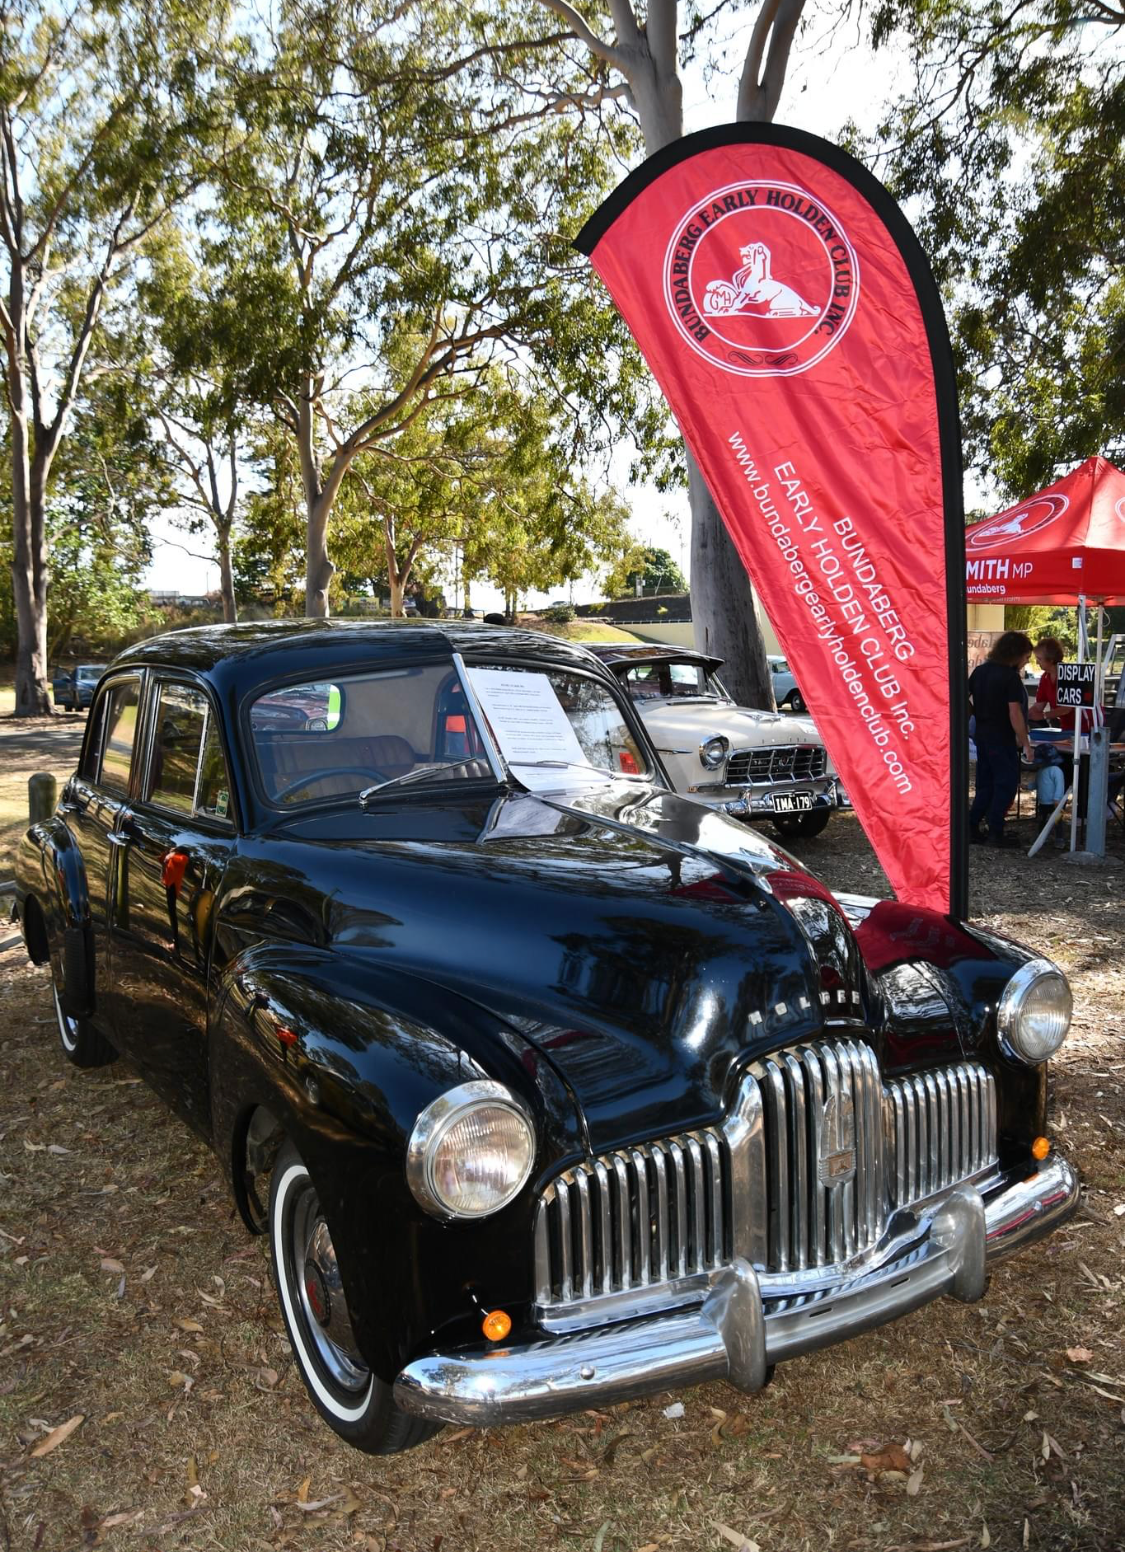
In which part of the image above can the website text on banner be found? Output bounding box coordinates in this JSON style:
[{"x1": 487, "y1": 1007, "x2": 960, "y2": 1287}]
[{"x1": 576, "y1": 125, "x2": 968, "y2": 917}]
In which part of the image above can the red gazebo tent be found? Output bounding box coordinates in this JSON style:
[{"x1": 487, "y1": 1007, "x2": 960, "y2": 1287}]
[
  {"x1": 965, "y1": 455, "x2": 1125, "y2": 855},
  {"x1": 965, "y1": 455, "x2": 1125, "y2": 605}
]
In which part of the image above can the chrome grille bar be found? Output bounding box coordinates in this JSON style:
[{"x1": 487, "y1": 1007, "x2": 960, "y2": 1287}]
[
  {"x1": 885, "y1": 1062, "x2": 997, "y2": 1208},
  {"x1": 726, "y1": 744, "x2": 828, "y2": 786},
  {"x1": 535, "y1": 1045, "x2": 999, "y2": 1318},
  {"x1": 753, "y1": 1037, "x2": 885, "y2": 1273},
  {"x1": 534, "y1": 1128, "x2": 729, "y2": 1310}
]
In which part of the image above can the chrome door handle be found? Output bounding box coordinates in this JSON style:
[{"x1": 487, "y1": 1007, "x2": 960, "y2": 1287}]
[{"x1": 107, "y1": 831, "x2": 130, "y2": 847}]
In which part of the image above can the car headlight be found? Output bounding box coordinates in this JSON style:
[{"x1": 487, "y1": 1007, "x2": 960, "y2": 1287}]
[
  {"x1": 699, "y1": 736, "x2": 729, "y2": 770},
  {"x1": 406, "y1": 1080, "x2": 535, "y2": 1220},
  {"x1": 997, "y1": 959, "x2": 1072, "y2": 1064}
]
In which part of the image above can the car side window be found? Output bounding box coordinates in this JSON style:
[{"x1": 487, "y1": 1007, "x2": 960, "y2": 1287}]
[
  {"x1": 196, "y1": 716, "x2": 233, "y2": 821},
  {"x1": 147, "y1": 682, "x2": 234, "y2": 825},
  {"x1": 98, "y1": 679, "x2": 142, "y2": 796}
]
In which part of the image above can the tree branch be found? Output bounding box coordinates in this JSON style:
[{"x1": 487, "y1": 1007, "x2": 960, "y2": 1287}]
[{"x1": 535, "y1": 0, "x2": 629, "y2": 69}]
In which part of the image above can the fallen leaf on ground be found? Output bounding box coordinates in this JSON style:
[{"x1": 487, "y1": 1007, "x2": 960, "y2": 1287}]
[
  {"x1": 906, "y1": 1463, "x2": 924, "y2": 1495},
  {"x1": 1066, "y1": 1346, "x2": 1094, "y2": 1363},
  {"x1": 30, "y1": 1414, "x2": 83, "y2": 1457},
  {"x1": 176, "y1": 1318, "x2": 204, "y2": 1333},
  {"x1": 99, "y1": 1258, "x2": 124, "y2": 1274},
  {"x1": 859, "y1": 1444, "x2": 913, "y2": 1473},
  {"x1": 296, "y1": 1494, "x2": 343, "y2": 1513},
  {"x1": 715, "y1": 1524, "x2": 760, "y2": 1552}
]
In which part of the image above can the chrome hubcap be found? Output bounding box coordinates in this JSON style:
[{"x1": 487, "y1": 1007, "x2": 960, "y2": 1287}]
[{"x1": 289, "y1": 1186, "x2": 368, "y2": 1393}]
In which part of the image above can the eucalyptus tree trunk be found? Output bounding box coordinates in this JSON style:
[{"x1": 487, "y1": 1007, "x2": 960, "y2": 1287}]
[
  {"x1": 9, "y1": 411, "x2": 52, "y2": 714},
  {"x1": 298, "y1": 390, "x2": 335, "y2": 617},
  {"x1": 623, "y1": 9, "x2": 779, "y2": 711},
  {"x1": 216, "y1": 525, "x2": 237, "y2": 623},
  {"x1": 542, "y1": 0, "x2": 805, "y2": 710}
]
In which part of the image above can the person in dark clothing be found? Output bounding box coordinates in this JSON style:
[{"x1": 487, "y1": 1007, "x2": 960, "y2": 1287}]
[{"x1": 968, "y1": 631, "x2": 1034, "y2": 848}]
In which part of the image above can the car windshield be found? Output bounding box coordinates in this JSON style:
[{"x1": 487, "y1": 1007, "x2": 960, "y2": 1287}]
[
  {"x1": 249, "y1": 660, "x2": 649, "y2": 807},
  {"x1": 619, "y1": 660, "x2": 728, "y2": 703},
  {"x1": 249, "y1": 664, "x2": 494, "y2": 807},
  {"x1": 77, "y1": 666, "x2": 104, "y2": 681},
  {"x1": 465, "y1": 664, "x2": 650, "y2": 790}
]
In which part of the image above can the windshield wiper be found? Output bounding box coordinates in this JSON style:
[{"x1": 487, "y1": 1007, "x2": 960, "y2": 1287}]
[{"x1": 359, "y1": 757, "x2": 494, "y2": 805}]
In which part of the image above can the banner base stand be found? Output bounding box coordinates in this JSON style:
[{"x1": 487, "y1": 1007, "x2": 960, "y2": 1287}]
[{"x1": 1062, "y1": 851, "x2": 1122, "y2": 868}]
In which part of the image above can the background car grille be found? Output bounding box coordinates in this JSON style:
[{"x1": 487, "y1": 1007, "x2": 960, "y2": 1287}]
[
  {"x1": 534, "y1": 1041, "x2": 1000, "y2": 1317},
  {"x1": 725, "y1": 745, "x2": 827, "y2": 785},
  {"x1": 533, "y1": 1130, "x2": 728, "y2": 1306},
  {"x1": 885, "y1": 1065, "x2": 997, "y2": 1210}
]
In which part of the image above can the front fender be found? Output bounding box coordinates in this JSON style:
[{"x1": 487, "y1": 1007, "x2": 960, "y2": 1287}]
[
  {"x1": 208, "y1": 945, "x2": 582, "y2": 1383},
  {"x1": 15, "y1": 819, "x2": 94, "y2": 1015},
  {"x1": 845, "y1": 897, "x2": 1047, "y2": 1147}
]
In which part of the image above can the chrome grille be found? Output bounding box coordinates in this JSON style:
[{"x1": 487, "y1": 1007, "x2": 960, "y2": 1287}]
[
  {"x1": 885, "y1": 1064, "x2": 997, "y2": 1209},
  {"x1": 534, "y1": 1131, "x2": 728, "y2": 1309},
  {"x1": 534, "y1": 1042, "x2": 999, "y2": 1316},
  {"x1": 753, "y1": 1039, "x2": 885, "y2": 1272},
  {"x1": 726, "y1": 744, "x2": 827, "y2": 786}
]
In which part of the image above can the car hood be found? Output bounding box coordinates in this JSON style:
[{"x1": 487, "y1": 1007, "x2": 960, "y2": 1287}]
[
  {"x1": 248, "y1": 781, "x2": 867, "y2": 1152},
  {"x1": 638, "y1": 700, "x2": 823, "y2": 750}
]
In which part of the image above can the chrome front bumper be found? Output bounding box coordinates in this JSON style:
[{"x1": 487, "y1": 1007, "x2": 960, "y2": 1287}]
[
  {"x1": 394, "y1": 1156, "x2": 1077, "y2": 1426},
  {"x1": 688, "y1": 777, "x2": 840, "y2": 816}
]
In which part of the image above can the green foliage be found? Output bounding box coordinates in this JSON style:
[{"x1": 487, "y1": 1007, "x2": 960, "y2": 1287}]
[
  {"x1": 542, "y1": 602, "x2": 576, "y2": 623},
  {"x1": 0, "y1": 402, "x2": 158, "y2": 660},
  {"x1": 1004, "y1": 605, "x2": 1074, "y2": 655},
  {"x1": 616, "y1": 544, "x2": 687, "y2": 595},
  {"x1": 868, "y1": 2, "x2": 1125, "y2": 496}
]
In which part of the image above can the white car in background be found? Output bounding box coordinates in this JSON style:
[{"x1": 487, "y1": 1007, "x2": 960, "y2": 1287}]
[{"x1": 588, "y1": 644, "x2": 845, "y2": 840}]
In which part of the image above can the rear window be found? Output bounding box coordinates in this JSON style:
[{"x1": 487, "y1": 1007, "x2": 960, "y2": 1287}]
[{"x1": 97, "y1": 679, "x2": 142, "y2": 795}]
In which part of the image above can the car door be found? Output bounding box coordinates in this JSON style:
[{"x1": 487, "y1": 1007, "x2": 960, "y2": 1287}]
[
  {"x1": 106, "y1": 676, "x2": 236, "y2": 1136},
  {"x1": 61, "y1": 673, "x2": 145, "y2": 1008}
]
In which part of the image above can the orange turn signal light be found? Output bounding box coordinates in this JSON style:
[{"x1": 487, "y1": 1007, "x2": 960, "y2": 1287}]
[
  {"x1": 482, "y1": 1309, "x2": 512, "y2": 1342},
  {"x1": 1032, "y1": 1135, "x2": 1051, "y2": 1161}
]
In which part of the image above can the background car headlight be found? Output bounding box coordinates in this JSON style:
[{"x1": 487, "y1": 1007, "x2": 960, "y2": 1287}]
[
  {"x1": 699, "y1": 736, "x2": 729, "y2": 770},
  {"x1": 997, "y1": 959, "x2": 1072, "y2": 1064},
  {"x1": 407, "y1": 1080, "x2": 535, "y2": 1219}
]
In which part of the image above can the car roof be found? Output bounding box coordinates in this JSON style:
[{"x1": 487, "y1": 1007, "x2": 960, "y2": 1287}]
[
  {"x1": 109, "y1": 619, "x2": 611, "y2": 704},
  {"x1": 584, "y1": 641, "x2": 724, "y2": 673}
]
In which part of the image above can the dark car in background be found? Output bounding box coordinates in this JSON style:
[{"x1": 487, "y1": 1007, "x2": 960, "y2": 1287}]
[
  {"x1": 14, "y1": 620, "x2": 1077, "y2": 1454},
  {"x1": 51, "y1": 662, "x2": 106, "y2": 711}
]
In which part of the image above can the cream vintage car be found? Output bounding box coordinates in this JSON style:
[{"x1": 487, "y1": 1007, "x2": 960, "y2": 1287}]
[{"x1": 588, "y1": 643, "x2": 845, "y2": 840}]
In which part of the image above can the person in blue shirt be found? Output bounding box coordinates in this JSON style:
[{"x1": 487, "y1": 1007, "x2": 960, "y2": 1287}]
[{"x1": 968, "y1": 632, "x2": 1034, "y2": 848}]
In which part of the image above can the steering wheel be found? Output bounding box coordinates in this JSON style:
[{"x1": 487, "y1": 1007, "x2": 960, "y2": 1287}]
[{"x1": 274, "y1": 766, "x2": 388, "y2": 803}]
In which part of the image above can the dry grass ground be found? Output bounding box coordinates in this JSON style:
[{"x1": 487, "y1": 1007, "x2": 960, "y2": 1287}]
[{"x1": 2, "y1": 742, "x2": 1124, "y2": 1552}]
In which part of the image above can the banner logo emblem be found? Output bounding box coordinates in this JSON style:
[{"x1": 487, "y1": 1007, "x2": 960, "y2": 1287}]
[
  {"x1": 966, "y1": 493, "x2": 1069, "y2": 551},
  {"x1": 1115, "y1": 497, "x2": 1125, "y2": 526},
  {"x1": 663, "y1": 179, "x2": 859, "y2": 378}
]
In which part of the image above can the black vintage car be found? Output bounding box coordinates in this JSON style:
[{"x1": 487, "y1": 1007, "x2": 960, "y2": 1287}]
[{"x1": 13, "y1": 621, "x2": 1077, "y2": 1455}]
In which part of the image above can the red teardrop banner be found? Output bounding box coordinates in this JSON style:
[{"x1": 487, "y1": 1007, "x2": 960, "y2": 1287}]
[{"x1": 576, "y1": 125, "x2": 968, "y2": 918}]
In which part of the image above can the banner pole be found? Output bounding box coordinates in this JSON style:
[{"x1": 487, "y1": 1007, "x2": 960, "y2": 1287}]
[{"x1": 1070, "y1": 592, "x2": 1087, "y2": 854}]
